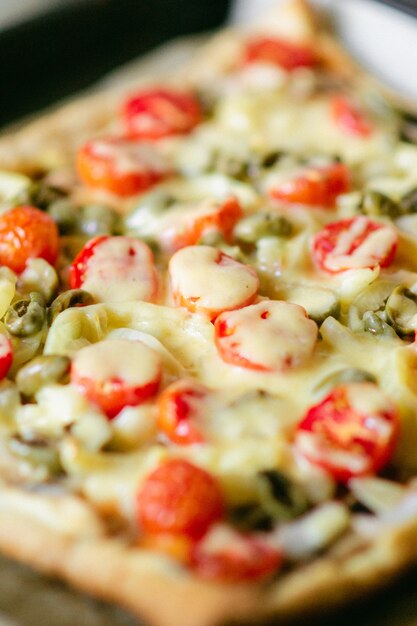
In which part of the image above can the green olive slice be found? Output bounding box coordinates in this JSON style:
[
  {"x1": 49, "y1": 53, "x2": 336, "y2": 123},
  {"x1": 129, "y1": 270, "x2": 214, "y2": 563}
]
[
  {"x1": 16, "y1": 354, "x2": 70, "y2": 398},
  {"x1": 4, "y1": 293, "x2": 46, "y2": 337},
  {"x1": 385, "y1": 285, "x2": 417, "y2": 336}
]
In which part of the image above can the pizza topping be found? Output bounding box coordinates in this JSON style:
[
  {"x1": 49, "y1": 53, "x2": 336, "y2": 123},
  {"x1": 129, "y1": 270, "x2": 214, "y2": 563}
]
[
  {"x1": 77, "y1": 137, "x2": 171, "y2": 197},
  {"x1": 16, "y1": 355, "x2": 70, "y2": 398},
  {"x1": 384, "y1": 286, "x2": 417, "y2": 337},
  {"x1": 243, "y1": 36, "x2": 316, "y2": 71},
  {"x1": 0, "y1": 205, "x2": 59, "y2": 274},
  {"x1": 122, "y1": 88, "x2": 202, "y2": 140},
  {"x1": 157, "y1": 379, "x2": 208, "y2": 445},
  {"x1": 190, "y1": 524, "x2": 282, "y2": 582},
  {"x1": 330, "y1": 95, "x2": 373, "y2": 138},
  {"x1": 169, "y1": 245, "x2": 259, "y2": 318},
  {"x1": 48, "y1": 289, "x2": 95, "y2": 324},
  {"x1": 215, "y1": 300, "x2": 318, "y2": 371},
  {"x1": 234, "y1": 212, "x2": 293, "y2": 243},
  {"x1": 0, "y1": 335, "x2": 13, "y2": 381},
  {"x1": 312, "y1": 216, "x2": 398, "y2": 273},
  {"x1": 268, "y1": 163, "x2": 350, "y2": 207},
  {"x1": 71, "y1": 338, "x2": 162, "y2": 419},
  {"x1": 295, "y1": 383, "x2": 399, "y2": 483},
  {"x1": 69, "y1": 236, "x2": 158, "y2": 303},
  {"x1": 4, "y1": 293, "x2": 46, "y2": 338},
  {"x1": 137, "y1": 459, "x2": 224, "y2": 539}
]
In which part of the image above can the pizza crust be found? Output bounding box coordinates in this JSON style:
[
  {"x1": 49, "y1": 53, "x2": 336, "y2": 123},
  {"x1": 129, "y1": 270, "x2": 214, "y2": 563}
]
[{"x1": 0, "y1": 2, "x2": 416, "y2": 626}]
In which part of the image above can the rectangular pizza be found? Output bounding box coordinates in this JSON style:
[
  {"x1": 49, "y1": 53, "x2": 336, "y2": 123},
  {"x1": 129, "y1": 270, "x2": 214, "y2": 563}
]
[{"x1": 0, "y1": 1, "x2": 417, "y2": 625}]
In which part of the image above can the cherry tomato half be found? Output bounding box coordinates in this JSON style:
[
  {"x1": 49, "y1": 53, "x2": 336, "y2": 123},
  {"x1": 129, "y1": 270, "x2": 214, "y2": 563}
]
[
  {"x1": 215, "y1": 300, "x2": 318, "y2": 371},
  {"x1": 137, "y1": 459, "x2": 224, "y2": 540},
  {"x1": 0, "y1": 335, "x2": 13, "y2": 380},
  {"x1": 294, "y1": 383, "x2": 399, "y2": 482},
  {"x1": 157, "y1": 379, "x2": 209, "y2": 445},
  {"x1": 331, "y1": 95, "x2": 373, "y2": 138},
  {"x1": 269, "y1": 163, "x2": 350, "y2": 208},
  {"x1": 122, "y1": 88, "x2": 202, "y2": 140},
  {"x1": 243, "y1": 36, "x2": 316, "y2": 71},
  {"x1": 312, "y1": 216, "x2": 398, "y2": 273},
  {"x1": 191, "y1": 524, "x2": 282, "y2": 582},
  {"x1": 69, "y1": 235, "x2": 158, "y2": 303},
  {"x1": 0, "y1": 205, "x2": 59, "y2": 274},
  {"x1": 169, "y1": 246, "x2": 259, "y2": 319},
  {"x1": 71, "y1": 338, "x2": 162, "y2": 419},
  {"x1": 77, "y1": 137, "x2": 171, "y2": 197}
]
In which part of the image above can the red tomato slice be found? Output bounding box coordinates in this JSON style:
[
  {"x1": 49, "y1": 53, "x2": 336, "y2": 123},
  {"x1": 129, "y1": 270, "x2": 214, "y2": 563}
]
[
  {"x1": 0, "y1": 205, "x2": 59, "y2": 274},
  {"x1": 71, "y1": 338, "x2": 162, "y2": 419},
  {"x1": 243, "y1": 36, "x2": 316, "y2": 71},
  {"x1": 269, "y1": 163, "x2": 350, "y2": 207},
  {"x1": 295, "y1": 383, "x2": 399, "y2": 483},
  {"x1": 137, "y1": 459, "x2": 224, "y2": 539},
  {"x1": 157, "y1": 379, "x2": 208, "y2": 445},
  {"x1": 331, "y1": 95, "x2": 373, "y2": 138},
  {"x1": 122, "y1": 88, "x2": 202, "y2": 140},
  {"x1": 0, "y1": 335, "x2": 12, "y2": 380},
  {"x1": 169, "y1": 246, "x2": 259, "y2": 319},
  {"x1": 159, "y1": 197, "x2": 243, "y2": 252},
  {"x1": 76, "y1": 137, "x2": 171, "y2": 197},
  {"x1": 215, "y1": 300, "x2": 318, "y2": 371},
  {"x1": 190, "y1": 524, "x2": 282, "y2": 582},
  {"x1": 312, "y1": 216, "x2": 398, "y2": 273},
  {"x1": 69, "y1": 235, "x2": 158, "y2": 303}
]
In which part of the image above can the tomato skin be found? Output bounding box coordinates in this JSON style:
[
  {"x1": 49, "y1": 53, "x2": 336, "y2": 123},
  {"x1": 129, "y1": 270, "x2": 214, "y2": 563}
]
[
  {"x1": 331, "y1": 95, "x2": 373, "y2": 138},
  {"x1": 269, "y1": 163, "x2": 350, "y2": 207},
  {"x1": 137, "y1": 459, "x2": 224, "y2": 540},
  {"x1": 312, "y1": 216, "x2": 398, "y2": 273},
  {"x1": 0, "y1": 335, "x2": 13, "y2": 380},
  {"x1": 190, "y1": 526, "x2": 282, "y2": 582},
  {"x1": 0, "y1": 205, "x2": 59, "y2": 274},
  {"x1": 69, "y1": 235, "x2": 107, "y2": 289},
  {"x1": 123, "y1": 88, "x2": 202, "y2": 140},
  {"x1": 77, "y1": 137, "x2": 169, "y2": 197},
  {"x1": 295, "y1": 384, "x2": 399, "y2": 483},
  {"x1": 168, "y1": 197, "x2": 243, "y2": 252},
  {"x1": 157, "y1": 379, "x2": 207, "y2": 445},
  {"x1": 243, "y1": 36, "x2": 316, "y2": 70}
]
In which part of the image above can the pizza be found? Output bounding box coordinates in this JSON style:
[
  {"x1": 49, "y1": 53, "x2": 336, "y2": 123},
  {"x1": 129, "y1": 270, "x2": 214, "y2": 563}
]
[{"x1": 0, "y1": 1, "x2": 417, "y2": 625}]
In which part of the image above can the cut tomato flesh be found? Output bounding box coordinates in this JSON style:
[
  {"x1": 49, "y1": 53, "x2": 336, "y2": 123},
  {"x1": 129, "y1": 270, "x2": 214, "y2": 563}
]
[
  {"x1": 243, "y1": 36, "x2": 316, "y2": 71},
  {"x1": 269, "y1": 163, "x2": 350, "y2": 207},
  {"x1": 295, "y1": 383, "x2": 399, "y2": 482},
  {"x1": 157, "y1": 379, "x2": 208, "y2": 445}
]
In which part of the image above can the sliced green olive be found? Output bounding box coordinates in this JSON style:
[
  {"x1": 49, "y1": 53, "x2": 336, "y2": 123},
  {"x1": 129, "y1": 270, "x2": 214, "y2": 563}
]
[
  {"x1": 400, "y1": 188, "x2": 417, "y2": 214},
  {"x1": 348, "y1": 279, "x2": 396, "y2": 331},
  {"x1": 385, "y1": 285, "x2": 417, "y2": 336},
  {"x1": 79, "y1": 204, "x2": 120, "y2": 237},
  {"x1": 7, "y1": 435, "x2": 61, "y2": 473},
  {"x1": 47, "y1": 199, "x2": 78, "y2": 235},
  {"x1": 314, "y1": 368, "x2": 377, "y2": 395},
  {"x1": 359, "y1": 190, "x2": 401, "y2": 218},
  {"x1": 234, "y1": 213, "x2": 293, "y2": 244},
  {"x1": 16, "y1": 354, "x2": 70, "y2": 398},
  {"x1": 4, "y1": 293, "x2": 46, "y2": 337},
  {"x1": 48, "y1": 289, "x2": 95, "y2": 324},
  {"x1": 363, "y1": 311, "x2": 398, "y2": 338},
  {"x1": 229, "y1": 469, "x2": 308, "y2": 531},
  {"x1": 286, "y1": 285, "x2": 339, "y2": 325}
]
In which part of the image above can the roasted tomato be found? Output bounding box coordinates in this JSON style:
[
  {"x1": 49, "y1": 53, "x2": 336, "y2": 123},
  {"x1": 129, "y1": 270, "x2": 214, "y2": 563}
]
[
  {"x1": 312, "y1": 216, "x2": 398, "y2": 273},
  {"x1": 158, "y1": 197, "x2": 243, "y2": 252},
  {"x1": 268, "y1": 163, "x2": 350, "y2": 207},
  {"x1": 0, "y1": 205, "x2": 59, "y2": 274},
  {"x1": 169, "y1": 246, "x2": 259, "y2": 319},
  {"x1": 69, "y1": 235, "x2": 158, "y2": 303},
  {"x1": 331, "y1": 95, "x2": 373, "y2": 138},
  {"x1": 137, "y1": 459, "x2": 224, "y2": 539},
  {"x1": 76, "y1": 137, "x2": 170, "y2": 197},
  {"x1": 191, "y1": 524, "x2": 282, "y2": 582},
  {"x1": 157, "y1": 379, "x2": 209, "y2": 445},
  {"x1": 0, "y1": 335, "x2": 12, "y2": 380},
  {"x1": 215, "y1": 300, "x2": 318, "y2": 371},
  {"x1": 71, "y1": 338, "x2": 162, "y2": 419},
  {"x1": 122, "y1": 88, "x2": 202, "y2": 140},
  {"x1": 294, "y1": 383, "x2": 399, "y2": 482},
  {"x1": 243, "y1": 36, "x2": 316, "y2": 71}
]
